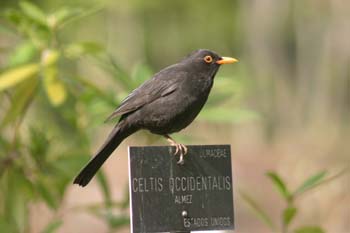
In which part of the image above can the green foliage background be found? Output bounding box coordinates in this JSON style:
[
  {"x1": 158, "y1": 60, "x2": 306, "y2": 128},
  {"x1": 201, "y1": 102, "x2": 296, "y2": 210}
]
[{"x1": 0, "y1": 0, "x2": 349, "y2": 233}]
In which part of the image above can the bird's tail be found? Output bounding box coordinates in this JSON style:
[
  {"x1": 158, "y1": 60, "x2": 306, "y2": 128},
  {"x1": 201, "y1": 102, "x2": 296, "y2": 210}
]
[{"x1": 74, "y1": 121, "x2": 137, "y2": 187}]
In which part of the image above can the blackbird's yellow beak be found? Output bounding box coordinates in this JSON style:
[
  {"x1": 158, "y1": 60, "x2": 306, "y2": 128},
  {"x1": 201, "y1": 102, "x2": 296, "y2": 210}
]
[{"x1": 216, "y1": 57, "x2": 239, "y2": 65}]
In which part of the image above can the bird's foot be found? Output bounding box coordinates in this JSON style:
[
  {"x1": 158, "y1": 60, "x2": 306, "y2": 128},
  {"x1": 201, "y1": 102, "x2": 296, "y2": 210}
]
[
  {"x1": 165, "y1": 135, "x2": 188, "y2": 165},
  {"x1": 175, "y1": 143, "x2": 187, "y2": 165}
]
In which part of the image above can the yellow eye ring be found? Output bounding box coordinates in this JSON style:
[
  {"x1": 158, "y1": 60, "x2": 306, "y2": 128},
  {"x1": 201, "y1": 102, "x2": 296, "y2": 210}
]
[{"x1": 204, "y1": 55, "x2": 213, "y2": 63}]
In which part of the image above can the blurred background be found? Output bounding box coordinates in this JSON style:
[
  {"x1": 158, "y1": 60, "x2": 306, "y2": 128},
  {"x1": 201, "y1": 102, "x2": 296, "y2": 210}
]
[{"x1": 0, "y1": 0, "x2": 349, "y2": 233}]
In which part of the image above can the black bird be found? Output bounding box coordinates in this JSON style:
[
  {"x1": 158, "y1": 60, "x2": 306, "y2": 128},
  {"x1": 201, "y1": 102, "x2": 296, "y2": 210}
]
[{"x1": 74, "y1": 49, "x2": 238, "y2": 187}]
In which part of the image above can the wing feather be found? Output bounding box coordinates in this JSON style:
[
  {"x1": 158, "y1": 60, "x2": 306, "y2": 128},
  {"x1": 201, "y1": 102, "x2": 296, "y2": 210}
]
[{"x1": 105, "y1": 68, "x2": 184, "y2": 122}]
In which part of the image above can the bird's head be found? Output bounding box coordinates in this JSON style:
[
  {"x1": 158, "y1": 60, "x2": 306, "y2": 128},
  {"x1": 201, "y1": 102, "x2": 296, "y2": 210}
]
[{"x1": 180, "y1": 49, "x2": 238, "y2": 75}]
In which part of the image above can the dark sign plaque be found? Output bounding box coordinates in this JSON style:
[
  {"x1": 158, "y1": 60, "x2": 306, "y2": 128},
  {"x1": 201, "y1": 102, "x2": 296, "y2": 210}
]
[{"x1": 128, "y1": 145, "x2": 234, "y2": 233}]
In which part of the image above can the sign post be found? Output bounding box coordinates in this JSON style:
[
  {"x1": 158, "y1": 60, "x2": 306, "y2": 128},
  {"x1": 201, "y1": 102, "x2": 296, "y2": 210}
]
[{"x1": 128, "y1": 145, "x2": 234, "y2": 233}]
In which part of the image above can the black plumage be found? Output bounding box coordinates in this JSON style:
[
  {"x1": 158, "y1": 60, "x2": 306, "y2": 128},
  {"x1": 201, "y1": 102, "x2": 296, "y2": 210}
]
[{"x1": 74, "y1": 49, "x2": 238, "y2": 187}]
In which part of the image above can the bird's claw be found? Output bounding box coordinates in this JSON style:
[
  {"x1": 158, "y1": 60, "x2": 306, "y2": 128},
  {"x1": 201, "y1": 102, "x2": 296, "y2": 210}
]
[
  {"x1": 175, "y1": 144, "x2": 187, "y2": 165},
  {"x1": 165, "y1": 135, "x2": 188, "y2": 165},
  {"x1": 171, "y1": 143, "x2": 187, "y2": 165},
  {"x1": 177, "y1": 154, "x2": 185, "y2": 165}
]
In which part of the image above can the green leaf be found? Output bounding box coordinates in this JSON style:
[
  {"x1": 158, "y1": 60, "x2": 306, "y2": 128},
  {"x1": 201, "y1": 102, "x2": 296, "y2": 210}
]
[
  {"x1": 43, "y1": 65, "x2": 67, "y2": 106},
  {"x1": 11, "y1": 192, "x2": 28, "y2": 233},
  {"x1": 74, "y1": 76, "x2": 116, "y2": 106},
  {"x1": 64, "y1": 42, "x2": 104, "y2": 58},
  {"x1": 41, "y1": 219, "x2": 63, "y2": 233},
  {"x1": 50, "y1": 7, "x2": 84, "y2": 28},
  {"x1": 52, "y1": 154, "x2": 89, "y2": 197},
  {"x1": 103, "y1": 212, "x2": 129, "y2": 229},
  {"x1": 41, "y1": 50, "x2": 62, "y2": 110},
  {"x1": 239, "y1": 190, "x2": 276, "y2": 230},
  {"x1": 294, "y1": 171, "x2": 327, "y2": 196},
  {"x1": 54, "y1": 8, "x2": 80, "y2": 24},
  {"x1": 19, "y1": 1, "x2": 47, "y2": 26},
  {"x1": 294, "y1": 226, "x2": 325, "y2": 233},
  {"x1": 1, "y1": 77, "x2": 38, "y2": 128},
  {"x1": 5, "y1": 169, "x2": 32, "y2": 233},
  {"x1": 3, "y1": 8, "x2": 23, "y2": 26},
  {"x1": 97, "y1": 171, "x2": 112, "y2": 207},
  {"x1": 52, "y1": 154, "x2": 88, "y2": 178},
  {"x1": 8, "y1": 41, "x2": 37, "y2": 67},
  {"x1": 266, "y1": 172, "x2": 291, "y2": 200},
  {"x1": 0, "y1": 63, "x2": 39, "y2": 92},
  {"x1": 57, "y1": 5, "x2": 105, "y2": 28},
  {"x1": 29, "y1": 127, "x2": 50, "y2": 168},
  {"x1": 36, "y1": 180, "x2": 59, "y2": 210},
  {"x1": 283, "y1": 206, "x2": 297, "y2": 227}
]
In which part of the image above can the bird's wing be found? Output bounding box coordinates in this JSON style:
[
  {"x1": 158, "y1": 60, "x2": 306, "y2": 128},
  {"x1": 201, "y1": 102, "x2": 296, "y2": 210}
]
[{"x1": 105, "y1": 70, "x2": 182, "y2": 122}]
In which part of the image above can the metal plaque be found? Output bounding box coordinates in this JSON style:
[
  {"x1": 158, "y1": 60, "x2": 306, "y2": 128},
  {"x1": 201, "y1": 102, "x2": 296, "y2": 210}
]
[{"x1": 128, "y1": 145, "x2": 234, "y2": 233}]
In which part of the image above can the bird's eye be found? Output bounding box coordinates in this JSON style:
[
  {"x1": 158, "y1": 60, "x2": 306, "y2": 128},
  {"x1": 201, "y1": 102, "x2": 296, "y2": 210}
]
[{"x1": 204, "y1": 55, "x2": 213, "y2": 63}]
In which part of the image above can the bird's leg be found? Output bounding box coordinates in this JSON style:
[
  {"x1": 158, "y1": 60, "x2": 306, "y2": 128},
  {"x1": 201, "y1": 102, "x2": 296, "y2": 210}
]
[
  {"x1": 165, "y1": 135, "x2": 181, "y2": 155},
  {"x1": 164, "y1": 135, "x2": 188, "y2": 165}
]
